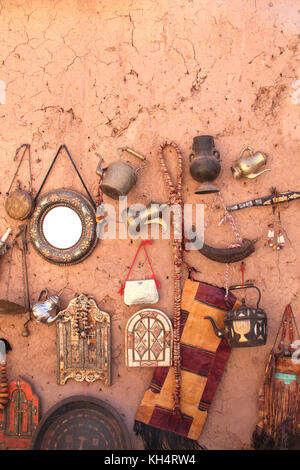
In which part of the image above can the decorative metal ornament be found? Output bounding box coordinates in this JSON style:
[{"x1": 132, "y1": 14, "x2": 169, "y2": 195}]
[
  {"x1": 56, "y1": 294, "x2": 111, "y2": 385},
  {"x1": 29, "y1": 189, "x2": 97, "y2": 266},
  {"x1": 0, "y1": 376, "x2": 40, "y2": 450},
  {"x1": 231, "y1": 146, "x2": 270, "y2": 180},
  {"x1": 32, "y1": 288, "x2": 63, "y2": 324},
  {"x1": 189, "y1": 135, "x2": 221, "y2": 194},
  {"x1": 31, "y1": 396, "x2": 131, "y2": 450},
  {"x1": 125, "y1": 308, "x2": 173, "y2": 367},
  {"x1": 205, "y1": 284, "x2": 267, "y2": 348},
  {"x1": 99, "y1": 147, "x2": 147, "y2": 200}
]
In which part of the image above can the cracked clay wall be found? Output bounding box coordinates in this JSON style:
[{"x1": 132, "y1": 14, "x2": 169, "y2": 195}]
[{"x1": 0, "y1": 0, "x2": 300, "y2": 450}]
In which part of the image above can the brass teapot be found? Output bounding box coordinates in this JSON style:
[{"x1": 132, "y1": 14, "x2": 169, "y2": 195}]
[
  {"x1": 98, "y1": 147, "x2": 147, "y2": 200},
  {"x1": 231, "y1": 146, "x2": 270, "y2": 180},
  {"x1": 189, "y1": 135, "x2": 221, "y2": 194},
  {"x1": 205, "y1": 284, "x2": 267, "y2": 348},
  {"x1": 32, "y1": 289, "x2": 63, "y2": 324}
]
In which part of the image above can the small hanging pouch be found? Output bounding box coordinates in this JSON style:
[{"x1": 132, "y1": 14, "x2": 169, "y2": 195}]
[
  {"x1": 118, "y1": 241, "x2": 160, "y2": 306},
  {"x1": 5, "y1": 144, "x2": 34, "y2": 220}
]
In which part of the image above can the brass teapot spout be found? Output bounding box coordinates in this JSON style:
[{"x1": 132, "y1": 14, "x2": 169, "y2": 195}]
[
  {"x1": 231, "y1": 146, "x2": 271, "y2": 180},
  {"x1": 204, "y1": 316, "x2": 225, "y2": 338}
]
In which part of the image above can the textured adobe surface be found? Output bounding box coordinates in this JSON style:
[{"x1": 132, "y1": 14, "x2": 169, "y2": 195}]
[{"x1": 0, "y1": 0, "x2": 299, "y2": 450}]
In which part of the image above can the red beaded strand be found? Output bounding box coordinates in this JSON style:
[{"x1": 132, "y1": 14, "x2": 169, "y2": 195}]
[{"x1": 158, "y1": 140, "x2": 183, "y2": 418}]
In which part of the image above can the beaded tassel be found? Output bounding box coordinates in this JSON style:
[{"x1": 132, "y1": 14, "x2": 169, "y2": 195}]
[
  {"x1": 267, "y1": 195, "x2": 286, "y2": 251},
  {"x1": 267, "y1": 222, "x2": 275, "y2": 248},
  {"x1": 276, "y1": 225, "x2": 285, "y2": 250},
  {"x1": 0, "y1": 363, "x2": 9, "y2": 410}
]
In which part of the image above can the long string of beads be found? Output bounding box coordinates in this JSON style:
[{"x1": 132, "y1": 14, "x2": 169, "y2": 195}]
[
  {"x1": 158, "y1": 140, "x2": 183, "y2": 417},
  {"x1": 0, "y1": 362, "x2": 8, "y2": 410}
]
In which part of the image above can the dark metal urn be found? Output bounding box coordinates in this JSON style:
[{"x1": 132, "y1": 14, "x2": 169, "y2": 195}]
[
  {"x1": 205, "y1": 284, "x2": 267, "y2": 348},
  {"x1": 189, "y1": 135, "x2": 221, "y2": 194}
]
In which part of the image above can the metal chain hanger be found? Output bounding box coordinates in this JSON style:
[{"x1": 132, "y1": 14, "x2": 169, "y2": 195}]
[{"x1": 5, "y1": 225, "x2": 31, "y2": 337}]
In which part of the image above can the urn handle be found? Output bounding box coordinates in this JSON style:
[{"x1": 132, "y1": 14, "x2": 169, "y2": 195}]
[
  {"x1": 226, "y1": 283, "x2": 261, "y2": 308},
  {"x1": 213, "y1": 149, "x2": 220, "y2": 161}
]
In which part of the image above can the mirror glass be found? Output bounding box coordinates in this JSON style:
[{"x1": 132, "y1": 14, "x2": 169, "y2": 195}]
[{"x1": 43, "y1": 206, "x2": 83, "y2": 249}]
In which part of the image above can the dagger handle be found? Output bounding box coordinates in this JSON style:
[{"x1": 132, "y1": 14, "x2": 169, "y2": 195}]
[{"x1": 0, "y1": 363, "x2": 9, "y2": 410}]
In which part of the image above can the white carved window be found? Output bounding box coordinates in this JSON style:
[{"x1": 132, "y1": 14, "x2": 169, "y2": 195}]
[{"x1": 125, "y1": 308, "x2": 173, "y2": 367}]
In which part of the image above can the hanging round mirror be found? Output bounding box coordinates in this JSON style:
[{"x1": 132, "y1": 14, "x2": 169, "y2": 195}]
[{"x1": 29, "y1": 189, "x2": 97, "y2": 266}]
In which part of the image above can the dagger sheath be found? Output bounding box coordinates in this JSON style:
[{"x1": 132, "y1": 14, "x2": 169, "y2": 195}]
[{"x1": 226, "y1": 191, "x2": 300, "y2": 212}]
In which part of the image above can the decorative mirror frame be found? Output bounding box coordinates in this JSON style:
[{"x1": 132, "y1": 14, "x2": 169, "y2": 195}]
[{"x1": 29, "y1": 188, "x2": 97, "y2": 266}]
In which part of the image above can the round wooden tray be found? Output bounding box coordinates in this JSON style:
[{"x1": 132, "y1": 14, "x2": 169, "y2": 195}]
[{"x1": 31, "y1": 396, "x2": 131, "y2": 450}]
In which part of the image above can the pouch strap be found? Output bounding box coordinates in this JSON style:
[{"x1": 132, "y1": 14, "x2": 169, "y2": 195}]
[
  {"x1": 118, "y1": 240, "x2": 160, "y2": 295},
  {"x1": 6, "y1": 144, "x2": 32, "y2": 195},
  {"x1": 34, "y1": 144, "x2": 96, "y2": 209}
]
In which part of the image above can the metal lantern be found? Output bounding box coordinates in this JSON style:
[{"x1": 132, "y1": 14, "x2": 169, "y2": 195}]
[{"x1": 205, "y1": 284, "x2": 267, "y2": 348}]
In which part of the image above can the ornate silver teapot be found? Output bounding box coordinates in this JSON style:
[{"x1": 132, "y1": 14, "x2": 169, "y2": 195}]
[
  {"x1": 32, "y1": 288, "x2": 63, "y2": 324},
  {"x1": 205, "y1": 284, "x2": 267, "y2": 348}
]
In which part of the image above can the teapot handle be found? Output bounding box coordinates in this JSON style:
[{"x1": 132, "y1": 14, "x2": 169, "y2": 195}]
[
  {"x1": 227, "y1": 283, "x2": 261, "y2": 308},
  {"x1": 118, "y1": 147, "x2": 148, "y2": 173},
  {"x1": 38, "y1": 288, "x2": 48, "y2": 301},
  {"x1": 238, "y1": 146, "x2": 254, "y2": 160}
]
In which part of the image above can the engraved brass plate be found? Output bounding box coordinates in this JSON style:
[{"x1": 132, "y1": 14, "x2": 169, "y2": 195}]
[{"x1": 31, "y1": 396, "x2": 131, "y2": 450}]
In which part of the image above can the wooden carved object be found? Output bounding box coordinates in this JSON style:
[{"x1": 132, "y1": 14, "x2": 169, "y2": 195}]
[
  {"x1": 56, "y1": 294, "x2": 111, "y2": 385},
  {"x1": 0, "y1": 377, "x2": 40, "y2": 450},
  {"x1": 125, "y1": 308, "x2": 173, "y2": 367}
]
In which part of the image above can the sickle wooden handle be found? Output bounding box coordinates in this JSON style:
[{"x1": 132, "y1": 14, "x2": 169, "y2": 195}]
[
  {"x1": 0, "y1": 363, "x2": 9, "y2": 410},
  {"x1": 186, "y1": 230, "x2": 256, "y2": 263}
]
